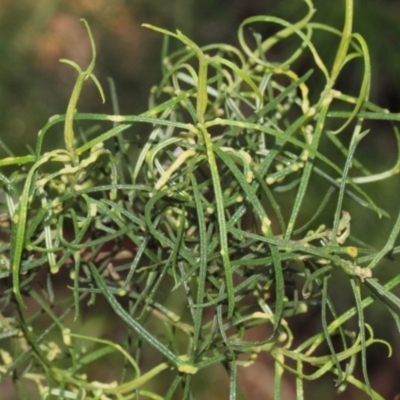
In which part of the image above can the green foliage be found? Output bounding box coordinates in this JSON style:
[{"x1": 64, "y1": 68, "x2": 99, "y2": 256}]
[{"x1": 2, "y1": 0, "x2": 400, "y2": 398}]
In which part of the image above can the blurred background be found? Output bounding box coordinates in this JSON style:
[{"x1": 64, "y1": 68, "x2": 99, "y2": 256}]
[{"x1": 1, "y1": 0, "x2": 400, "y2": 399}]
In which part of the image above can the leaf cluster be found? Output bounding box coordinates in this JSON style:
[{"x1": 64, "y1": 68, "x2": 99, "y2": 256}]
[{"x1": 1, "y1": 1, "x2": 400, "y2": 398}]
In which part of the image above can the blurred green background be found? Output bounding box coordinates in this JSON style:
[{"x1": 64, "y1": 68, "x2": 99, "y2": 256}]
[{"x1": 1, "y1": 0, "x2": 400, "y2": 399}]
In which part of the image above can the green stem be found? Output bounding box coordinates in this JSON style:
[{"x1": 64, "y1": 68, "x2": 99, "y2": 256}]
[
  {"x1": 198, "y1": 124, "x2": 235, "y2": 317},
  {"x1": 61, "y1": 19, "x2": 104, "y2": 164},
  {"x1": 330, "y1": 0, "x2": 353, "y2": 83},
  {"x1": 64, "y1": 74, "x2": 86, "y2": 162}
]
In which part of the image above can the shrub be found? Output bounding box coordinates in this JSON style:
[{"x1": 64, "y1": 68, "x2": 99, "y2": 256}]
[{"x1": 1, "y1": 0, "x2": 400, "y2": 398}]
